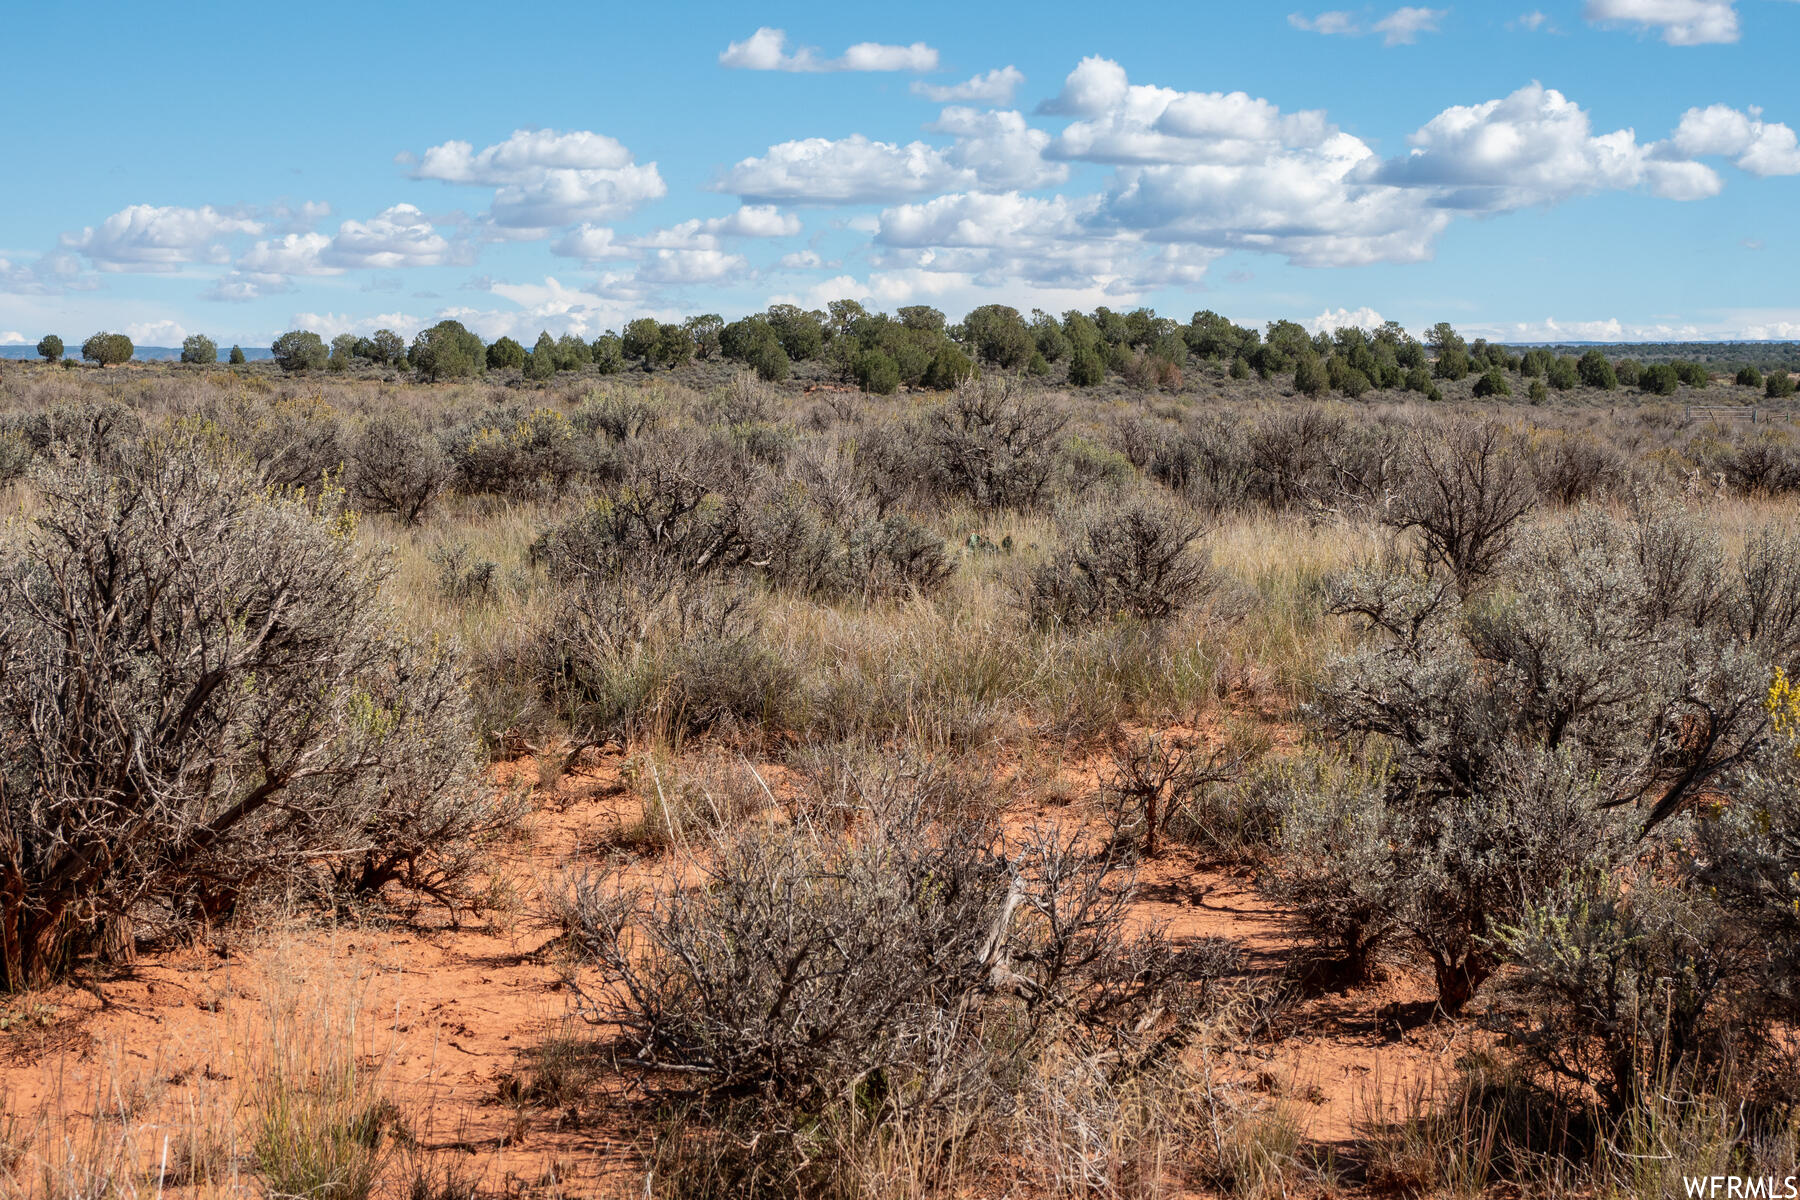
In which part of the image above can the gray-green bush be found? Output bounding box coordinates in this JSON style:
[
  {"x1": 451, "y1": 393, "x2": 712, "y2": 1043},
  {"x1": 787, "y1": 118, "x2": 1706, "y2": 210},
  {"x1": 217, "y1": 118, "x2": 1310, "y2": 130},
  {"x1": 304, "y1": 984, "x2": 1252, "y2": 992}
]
[{"x1": 0, "y1": 442, "x2": 495, "y2": 991}]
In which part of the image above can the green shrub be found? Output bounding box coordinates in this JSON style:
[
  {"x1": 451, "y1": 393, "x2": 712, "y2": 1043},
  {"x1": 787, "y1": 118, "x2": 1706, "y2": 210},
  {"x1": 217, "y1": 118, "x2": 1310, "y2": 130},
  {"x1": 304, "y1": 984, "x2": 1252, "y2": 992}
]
[
  {"x1": 486, "y1": 335, "x2": 526, "y2": 371},
  {"x1": 1472, "y1": 367, "x2": 1512, "y2": 398},
  {"x1": 748, "y1": 338, "x2": 789, "y2": 383},
  {"x1": 179, "y1": 334, "x2": 216, "y2": 365},
  {"x1": 591, "y1": 333, "x2": 625, "y2": 374},
  {"x1": 1640, "y1": 363, "x2": 1680, "y2": 395},
  {"x1": 1293, "y1": 356, "x2": 1326, "y2": 397},
  {"x1": 271, "y1": 330, "x2": 326, "y2": 373},
  {"x1": 81, "y1": 331, "x2": 134, "y2": 368},
  {"x1": 923, "y1": 343, "x2": 976, "y2": 389},
  {"x1": 1433, "y1": 348, "x2": 1470, "y2": 381},
  {"x1": 409, "y1": 320, "x2": 485, "y2": 381},
  {"x1": 1577, "y1": 349, "x2": 1617, "y2": 390},
  {"x1": 1067, "y1": 343, "x2": 1105, "y2": 387},
  {"x1": 1674, "y1": 361, "x2": 1711, "y2": 388},
  {"x1": 854, "y1": 348, "x2": 901, "y2": 394},
  {"x1": 552, "y1": 333, "x2": 592, "y2": 372}
]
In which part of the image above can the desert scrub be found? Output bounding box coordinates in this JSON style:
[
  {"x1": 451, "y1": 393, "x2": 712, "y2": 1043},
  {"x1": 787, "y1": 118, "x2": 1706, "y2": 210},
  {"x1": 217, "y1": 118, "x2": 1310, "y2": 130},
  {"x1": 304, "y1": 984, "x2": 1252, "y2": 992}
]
[
  {"x1": 557, "y1": 777, "x2": 1233, "y2": 1195},
  {"x1": 1290, "y1": 500, "x2": 1800, "y2": 1011},
  {"x1": 1023, "y1": 497, "x2": 1216, "y2": 628},
  {"x1": 0, "y1": 439, "x2": 498, "y2": 990}
]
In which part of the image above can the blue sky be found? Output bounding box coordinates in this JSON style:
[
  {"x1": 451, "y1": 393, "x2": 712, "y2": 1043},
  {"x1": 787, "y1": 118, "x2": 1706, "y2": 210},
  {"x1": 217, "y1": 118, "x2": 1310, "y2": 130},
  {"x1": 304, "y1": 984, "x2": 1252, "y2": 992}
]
[{"x1": 3, "y1": 0, "x2": 1797, "y2": 348}]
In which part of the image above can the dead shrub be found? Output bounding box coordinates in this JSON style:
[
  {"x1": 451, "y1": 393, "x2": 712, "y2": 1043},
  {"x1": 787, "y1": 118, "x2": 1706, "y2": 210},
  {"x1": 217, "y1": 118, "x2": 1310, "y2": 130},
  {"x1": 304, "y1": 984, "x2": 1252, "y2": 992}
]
[
  {"x1": 1527, "y1": 429, "x2": 1627, "y2": 506},
  {"x1": 1382, "y1": 416, "x2": 1535, "y2": 588},
  {"x1": 1100, "y1": 730, "x2": 1254, "y2": 857}
]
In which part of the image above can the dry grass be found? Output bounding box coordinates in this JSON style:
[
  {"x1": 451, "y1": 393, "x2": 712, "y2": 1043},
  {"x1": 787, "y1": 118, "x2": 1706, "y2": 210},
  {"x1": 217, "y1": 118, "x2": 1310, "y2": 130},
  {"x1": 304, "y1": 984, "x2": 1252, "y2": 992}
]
[{"x1": 0, "y1": 944, "x2": 413, "y2": 1200}]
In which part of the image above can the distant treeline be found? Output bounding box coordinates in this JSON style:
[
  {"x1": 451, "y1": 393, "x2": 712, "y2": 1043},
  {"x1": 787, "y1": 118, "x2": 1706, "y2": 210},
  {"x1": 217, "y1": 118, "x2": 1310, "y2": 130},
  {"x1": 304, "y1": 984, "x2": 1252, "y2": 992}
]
[
  {"x1": 0, "y1": 344, "x2": 272, "y2": 362},
  {"x1": 14, "y1": 306, "x2": 1800, "y2": 398},
  {"x1": 1507, "y1": 341, "x2": 1800, "y2": 372}
]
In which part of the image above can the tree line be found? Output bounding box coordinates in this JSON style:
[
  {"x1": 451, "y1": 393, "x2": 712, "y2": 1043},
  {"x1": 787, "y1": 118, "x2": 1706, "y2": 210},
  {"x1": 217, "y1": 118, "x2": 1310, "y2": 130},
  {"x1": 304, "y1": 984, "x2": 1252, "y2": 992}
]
[{"x1": 27, "y1": 305, "x2": 1800, "y2": 399}]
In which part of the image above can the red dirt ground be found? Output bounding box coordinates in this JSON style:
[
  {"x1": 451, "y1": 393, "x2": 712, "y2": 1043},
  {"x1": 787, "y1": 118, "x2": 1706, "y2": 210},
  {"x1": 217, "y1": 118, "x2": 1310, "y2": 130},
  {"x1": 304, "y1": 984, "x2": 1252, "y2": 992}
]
[{"x1": 0, "y1": 749, "x2": 1474, "y2": 1197}]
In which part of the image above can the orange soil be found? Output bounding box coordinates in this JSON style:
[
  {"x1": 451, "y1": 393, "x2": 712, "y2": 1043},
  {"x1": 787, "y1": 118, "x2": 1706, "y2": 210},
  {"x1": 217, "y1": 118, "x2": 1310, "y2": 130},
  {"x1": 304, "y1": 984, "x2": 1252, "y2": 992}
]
[{"x1": 0, "y1": 747, "x2": 1471, "y2": 1197}]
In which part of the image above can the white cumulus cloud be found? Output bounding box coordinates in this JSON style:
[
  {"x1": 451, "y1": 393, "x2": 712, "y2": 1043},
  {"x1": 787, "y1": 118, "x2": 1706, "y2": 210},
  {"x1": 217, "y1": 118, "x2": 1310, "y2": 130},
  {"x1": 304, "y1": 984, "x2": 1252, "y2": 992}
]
[
  {"x1": 410, "y1": 129, "x2": 666, "y2": 233},
  {"x1": 1288, "y1": 11, "x2": 1361, "y2": 35},
  {"x1": 1289, "y1": 7, "x2": 1446, "y2": 43},
  {"x1": 549, "y1": 225, "x2": 633, "y2": 262},
  {"x1": 1584, "y1": 0, "x2": 1739, "y2": 45},
  {"x1": 700, "y1": 205, "x2": 805, "y2": 237},
  {"x1": 720, "y1": 27, "x2": 938, "y2": 73},
  {"x1": 1308, "y1": 306, "x2": 1389, "y2": 333},
  {"x1": 125, "y1": 319, "x2": 189, "y2": 346},
  {"x1": 1042, "y1": 58, "x2": 1445, "y2": 266},
  {"x1": 714, "y1": 112, "x2": 1064, "y2": 205},
  {"x1": 715, "y1": 135, "x2": 969, "y2": 204},
  {"x1": 412, "y1": 129, "x2": 636, "y2": 184},
  {"x1": 550, "y1": 206, "x2": 799, "y2": 267},
  {"x1": 1373, "y1": 7, "x2": 1447, "y2": 44},
  {"x1": 869, "y1": 189, "x2": 1221, "y2": 303},
  {"x1": 1670, "y1": 104, "x2": 1800, "y2": 175},
  {"x1": 236, "y1": 206, "x2": 465, "y2": 278},
  {"x1": 204, "y1": 271, "x2": 297, "y2": 302},
  {"x1": 1373, "y1": 82, "x2": 1722, "y2": 207},
  {"x1": 1042, "y1": 58, "x2": 1335, "y2": 165},
  {"x1": 239, "y1": 232, "x2": 335, "y2": 276},
  {"x1": 328, "y1": 204, "x2": 458, "y2": 269},
  {"x1": 63, "y1": 205, "x2": 263, "y2": 272},
  {"x1": 912, "y1": 66, "x2": 1024, "y2": 105},
  {"x1": 0, "y1": 252, "x2": 89, "y2": 296},
  {"x1": 637, "y1": 248, "x2": 752, "y2": 285},
  {"x1": 931, "y1": 108, "x2": 1069, "y2": 190}
]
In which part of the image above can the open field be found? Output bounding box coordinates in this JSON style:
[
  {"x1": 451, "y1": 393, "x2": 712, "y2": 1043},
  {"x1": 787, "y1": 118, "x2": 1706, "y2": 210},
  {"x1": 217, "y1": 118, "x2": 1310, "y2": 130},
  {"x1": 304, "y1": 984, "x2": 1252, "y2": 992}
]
[{"x1": 1, "y1": 344, "x2": 1798, "y2": 1198}]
